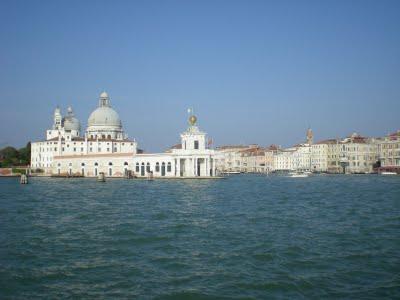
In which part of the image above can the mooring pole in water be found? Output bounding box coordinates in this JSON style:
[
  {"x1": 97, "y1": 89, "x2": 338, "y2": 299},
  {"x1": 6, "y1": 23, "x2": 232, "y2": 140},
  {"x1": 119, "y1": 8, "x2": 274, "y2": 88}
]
[
  {"x1": 97, "y1": 172, "x2": 106, "y2": 182},
  {"x1": 20, "y1": 174, "x2": 28, "y2": 184}
]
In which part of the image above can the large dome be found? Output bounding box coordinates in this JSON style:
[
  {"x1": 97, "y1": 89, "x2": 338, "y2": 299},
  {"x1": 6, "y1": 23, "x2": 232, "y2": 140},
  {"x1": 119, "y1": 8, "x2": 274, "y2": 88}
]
[
  {"x1": 87, "y1": 92, "x2": 122, "y2": 130},
  {"x1": 88, "y1": 106, "x2": 122, "y2": 128}
]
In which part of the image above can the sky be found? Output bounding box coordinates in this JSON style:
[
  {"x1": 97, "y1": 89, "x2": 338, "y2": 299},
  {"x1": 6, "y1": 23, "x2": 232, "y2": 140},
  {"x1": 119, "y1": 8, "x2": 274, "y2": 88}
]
[{"x1": 0, "y1": 0, "x2": 399, "y2": 151}]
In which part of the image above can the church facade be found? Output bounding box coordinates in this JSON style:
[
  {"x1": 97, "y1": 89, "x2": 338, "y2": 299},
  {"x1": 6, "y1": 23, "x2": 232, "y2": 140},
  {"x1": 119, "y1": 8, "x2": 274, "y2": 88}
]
[{"x1": 30, "y1": 92, "x2": 218, "y2": 178}]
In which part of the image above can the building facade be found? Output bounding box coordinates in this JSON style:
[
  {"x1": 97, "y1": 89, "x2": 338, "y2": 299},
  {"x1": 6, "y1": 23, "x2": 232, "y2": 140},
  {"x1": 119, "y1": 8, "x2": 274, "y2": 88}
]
[
  {"x1": 31, "y1": 92, "x2": 218, "y2": 178},
  {"x1": 132, "y1": 114, "x2": 217, "y2": 178},
  {"x1": 377, "y1": 130, "x2": 400, "y2": 173}
]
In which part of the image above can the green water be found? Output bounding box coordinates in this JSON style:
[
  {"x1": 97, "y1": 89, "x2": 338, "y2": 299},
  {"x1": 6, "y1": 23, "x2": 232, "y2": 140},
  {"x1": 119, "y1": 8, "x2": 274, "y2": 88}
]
[{"x1": 0, "y1": 175, "x2": 399, "y2": 299}]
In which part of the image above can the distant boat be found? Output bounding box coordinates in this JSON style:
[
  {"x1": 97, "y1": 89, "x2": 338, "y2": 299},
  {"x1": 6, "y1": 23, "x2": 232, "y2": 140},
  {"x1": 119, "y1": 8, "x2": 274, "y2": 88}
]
[
  {"x1": 288, "y1": 172, "x2": 309, "y2": 178},
  {"x1": 380, "y1": 171, "x2": 397, "y2": 175}
]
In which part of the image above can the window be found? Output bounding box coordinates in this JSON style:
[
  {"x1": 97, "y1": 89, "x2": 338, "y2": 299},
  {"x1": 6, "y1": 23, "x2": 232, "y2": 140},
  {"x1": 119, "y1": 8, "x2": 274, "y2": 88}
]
[
  {"x1": 94, "y1": 162, "x2": 98, "y2": 166},
  {"x1": 136, "y1": 163, "x2": 139, "y2": 172},
  {"x1": 194, "y1": 140, "x2": 199, "y2": 149},
  {"x1": 108, "y1": 162, "x2": 113, "y2": 166},
  {"x1": 146, "y1": 163, "x2": 150, "y2": 172},
  {"x1": 73, "y1": 148, "x2": 76, "y2": 152},
  {"x1": 124, "y1": 162, "x2": 128, "y2": 166},
  {"x1": 90, "y1": 147, "x2": 92, "y2": 152},
  {"x1": 114, "y1": 148, "x2": 117, "y2": 152},
  {"x1": 155, "y1": 162, "x2": 160, "y2": 172},
  {"x1": 81, "y1": 148, "x2": 83, "y2": 152},
  {"x1": 81, "y1": 163, "x2": 85, "y2": 166},
  {"x1": 107, "y1": 148, "x2": 110, "y2": 152},
  {"x1": 167, "y1": 162, "x2": 172, "y2": 172}
]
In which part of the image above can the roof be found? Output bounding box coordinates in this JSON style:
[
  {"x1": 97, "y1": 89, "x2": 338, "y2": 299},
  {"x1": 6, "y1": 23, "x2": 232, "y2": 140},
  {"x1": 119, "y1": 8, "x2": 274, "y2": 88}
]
[
  {"x1": 239, "y1": 147, "x2": 265, "y2": 156},
  {"x1": 165, "y1": 143, "x2": 182, "y2": 153},
  {"x1": 216, "y1": 145, "x2": 249, "y2": 150},
  {"x1": 314, "y1": 139, "x2": 338, "y2": 145},
  {"x1": 266, "y1": 144, "x2": 279, "y2": 151}
]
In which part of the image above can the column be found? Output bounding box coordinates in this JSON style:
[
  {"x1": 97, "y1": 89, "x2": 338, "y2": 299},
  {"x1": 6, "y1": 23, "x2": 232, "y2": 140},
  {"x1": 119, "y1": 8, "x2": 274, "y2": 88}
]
[{"x1": 212, "y1": 158, "x2": 216, "y2": 176}]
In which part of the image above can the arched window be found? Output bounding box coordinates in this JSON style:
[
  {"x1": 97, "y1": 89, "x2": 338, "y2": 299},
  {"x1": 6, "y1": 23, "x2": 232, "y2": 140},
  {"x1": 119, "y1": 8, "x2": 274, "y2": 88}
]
[
  {"x1": 136, "y1": 163, "x2": 139, "y2": 172},
  {"x1": 69, "y1": 162, "x2": 72, "y2": 166},
  {"x1": 155, "y1": 162, "x2": 160, "y2": 172},
  {"x1": 102, "y1": 135, "x2": 106, "y2": 139},
  {"x1": 109, "y1": 162, "x2": 113, "y2": 166},
  {"x1": 57, "y1": 163, "x2": 61, "y2": 167},
  {"x1": 94, "y1": 162, "x2": 98, "y2": 166},
  {"x1": 107, "y1": 134, "x2": 111, "y2": 139},
  {"x1": 124, "y1": 162, "x2": 128, "y2": 166},
  {"x1": 167, "y1": 162, "x2": 172, "y2": 172},
  {"x1": 146, "y1": 162, "x2": 151, "y2": 173},
  {"x1": 81, "y1": 162, "x2": 85, "y2": 166}
]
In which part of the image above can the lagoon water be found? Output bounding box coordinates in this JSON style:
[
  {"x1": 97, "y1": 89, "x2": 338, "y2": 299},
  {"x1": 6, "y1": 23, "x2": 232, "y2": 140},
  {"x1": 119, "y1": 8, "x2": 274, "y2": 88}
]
[{"x1": 0, "y1": 175, "x2": 399, "y2": 299}]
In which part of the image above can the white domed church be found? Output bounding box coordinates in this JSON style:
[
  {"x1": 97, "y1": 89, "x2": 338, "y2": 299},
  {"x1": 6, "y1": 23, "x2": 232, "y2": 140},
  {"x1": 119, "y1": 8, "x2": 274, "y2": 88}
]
[{"x1": 30, "y1": 92, "x2": 218, "y2": 178}]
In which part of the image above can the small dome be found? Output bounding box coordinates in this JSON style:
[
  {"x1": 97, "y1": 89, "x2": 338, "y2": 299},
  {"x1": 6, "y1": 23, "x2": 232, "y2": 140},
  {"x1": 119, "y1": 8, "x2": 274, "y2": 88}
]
[
  {"x1": 63, "y1": 106, "x2": 80, "y2": 131},
  {"x1": 100, "y1": 91, "x2": 108, "y2": 98},
  {"x1": 64, "y1": 116, "x2": 80, "y2": 131}
]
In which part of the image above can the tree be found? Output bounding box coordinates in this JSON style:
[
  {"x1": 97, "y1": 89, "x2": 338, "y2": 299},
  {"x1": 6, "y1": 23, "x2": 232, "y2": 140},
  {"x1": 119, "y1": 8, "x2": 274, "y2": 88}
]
[{"x1": 0, "y1": 142, "x2": 31, "y2": 167}]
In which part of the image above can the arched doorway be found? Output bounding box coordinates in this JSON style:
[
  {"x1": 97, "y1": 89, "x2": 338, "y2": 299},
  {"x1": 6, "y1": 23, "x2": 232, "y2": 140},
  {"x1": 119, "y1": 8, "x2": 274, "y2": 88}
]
[
  {"x1": 124, "y1": 162, "x2": 129, "y2": 176},
  {"x1": 108, "y1": 162, "x2": 113, "y2": 176},
  {"x1": 141, "y1": 163, "x2": 145, "y2": 176},
  {"x1": 161, "y1": 162, "x2": 166, "y2": 176}
]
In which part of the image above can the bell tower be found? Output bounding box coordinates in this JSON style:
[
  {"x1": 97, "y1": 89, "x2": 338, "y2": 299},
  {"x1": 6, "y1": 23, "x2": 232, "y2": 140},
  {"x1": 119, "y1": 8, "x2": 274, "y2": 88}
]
[
  {"x1": 53, "y1": 106, "x2": 62, "y2": 130},
  {"x1": 306, "y1": 128, "x2": 313, "y2": 145}
]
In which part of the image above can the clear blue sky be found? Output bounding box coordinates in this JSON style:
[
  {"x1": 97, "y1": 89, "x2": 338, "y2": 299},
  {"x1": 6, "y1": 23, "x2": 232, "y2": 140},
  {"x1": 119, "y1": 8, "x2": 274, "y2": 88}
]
[{"x1": 1, "y1": 0, "x2": 399, "y2": 151}]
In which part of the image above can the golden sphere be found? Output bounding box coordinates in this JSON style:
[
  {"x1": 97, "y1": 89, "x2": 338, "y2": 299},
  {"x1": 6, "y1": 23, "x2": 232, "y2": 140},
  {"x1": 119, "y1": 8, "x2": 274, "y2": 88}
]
[{"x1": 189, "y1": 115, "x2": 197, "y2": 125}]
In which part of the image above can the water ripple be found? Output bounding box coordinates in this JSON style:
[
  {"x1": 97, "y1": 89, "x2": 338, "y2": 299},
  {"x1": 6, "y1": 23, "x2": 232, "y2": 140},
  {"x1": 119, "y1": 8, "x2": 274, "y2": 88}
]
[{"x1": 0, "y1": 175, "x2": 399, "y2": 299}]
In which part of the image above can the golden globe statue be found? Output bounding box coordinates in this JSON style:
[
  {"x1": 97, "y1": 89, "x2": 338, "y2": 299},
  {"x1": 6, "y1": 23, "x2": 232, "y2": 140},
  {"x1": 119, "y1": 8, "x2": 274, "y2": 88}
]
[{"x1": 189, "y1": 115, "x2": 197, "y2": 126}]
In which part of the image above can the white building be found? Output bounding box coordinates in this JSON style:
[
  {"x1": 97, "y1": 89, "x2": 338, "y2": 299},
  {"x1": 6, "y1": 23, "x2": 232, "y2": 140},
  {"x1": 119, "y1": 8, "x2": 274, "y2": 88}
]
[
  {"x1": 377, "y1": 130, "x2": 400, "y2": 173},
  {"x1": 31, "y1": 92, "x2": 218, "y2": 178},
  {"x1": 273, "y1": 149, "x2": 295, "y2": 171},
  {"x1": 132, "y1": 114, "x2": 217, "y2": 178}
]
